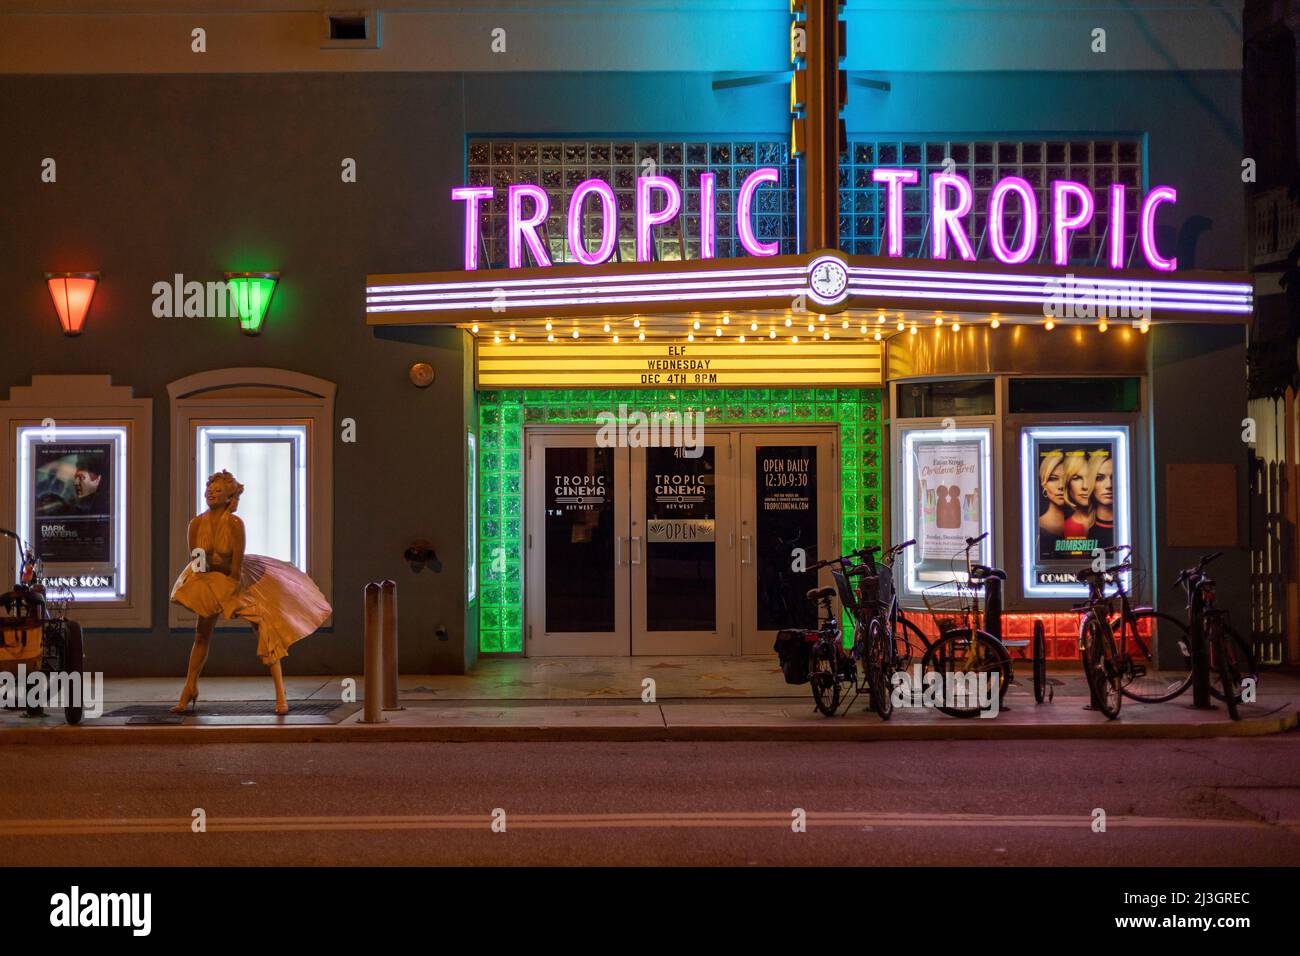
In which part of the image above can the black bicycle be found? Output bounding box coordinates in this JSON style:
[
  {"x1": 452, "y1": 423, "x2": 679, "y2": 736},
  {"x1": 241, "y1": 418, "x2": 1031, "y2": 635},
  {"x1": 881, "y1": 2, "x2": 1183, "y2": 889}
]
[
  {"x1": 919, "y1": 533, "x2": 1015, "y2": 718},
  {"x1": 0, "y1": 527, "x2": 86, "y2": 725},
  {"x1": 1176, "y1": 552, "x2": 1252, "y2": 721},
  {"x1": 1074, "y1": 560, "x2": 1126, "y2": 719}
]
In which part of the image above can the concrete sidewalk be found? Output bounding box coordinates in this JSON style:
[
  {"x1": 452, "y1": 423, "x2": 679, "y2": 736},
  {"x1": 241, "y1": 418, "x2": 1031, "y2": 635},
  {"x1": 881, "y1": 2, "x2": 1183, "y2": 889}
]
[{"x1": 2, "y1": 658, "x2": 1296, "y2": 743}]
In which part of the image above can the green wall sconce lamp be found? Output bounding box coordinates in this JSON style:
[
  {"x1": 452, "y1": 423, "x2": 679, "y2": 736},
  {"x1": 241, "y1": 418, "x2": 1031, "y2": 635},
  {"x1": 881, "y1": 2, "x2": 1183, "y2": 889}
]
[{"x1": 224, "y1": 272, "x2": 279, "y2": 336}]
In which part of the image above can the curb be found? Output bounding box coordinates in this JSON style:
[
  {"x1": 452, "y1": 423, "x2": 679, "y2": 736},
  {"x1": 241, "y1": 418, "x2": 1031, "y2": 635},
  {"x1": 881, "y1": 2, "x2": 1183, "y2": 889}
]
[{"x1": 1, "y1": 708, "x2": 1294, "y2": 745}]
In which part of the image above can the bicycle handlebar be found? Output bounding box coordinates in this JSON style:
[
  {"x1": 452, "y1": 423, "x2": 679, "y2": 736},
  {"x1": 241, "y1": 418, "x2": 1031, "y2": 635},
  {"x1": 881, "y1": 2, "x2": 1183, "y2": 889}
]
[{"x1": 1173, "y1": 551, "x2": 1223, "y2": 591}]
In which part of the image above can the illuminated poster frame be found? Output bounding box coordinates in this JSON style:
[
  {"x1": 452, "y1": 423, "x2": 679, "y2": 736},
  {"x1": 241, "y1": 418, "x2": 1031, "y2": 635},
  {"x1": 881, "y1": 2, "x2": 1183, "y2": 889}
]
[
  {"x1": 16, "y1": 424, "x2": 129, "y2": 602},
  {"x1": 1019, "y1": 425, "x2": 1131, "y2": 598},
  {"x1": 898, "y1": 424, "x2": 994, "y2": 595}
]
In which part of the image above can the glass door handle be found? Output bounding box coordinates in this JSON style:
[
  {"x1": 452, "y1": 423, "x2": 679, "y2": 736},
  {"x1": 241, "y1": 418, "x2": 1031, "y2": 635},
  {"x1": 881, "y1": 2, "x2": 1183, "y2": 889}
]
[
  {"x1": 616, "y1": 535, "x2": 624, "y2": 566},
  {"x1": 630, "y1": 535, "x2": 643, "y2": 565},
  {"x1": 740, "y1": 535, "x2": 753, "y2": 564}
]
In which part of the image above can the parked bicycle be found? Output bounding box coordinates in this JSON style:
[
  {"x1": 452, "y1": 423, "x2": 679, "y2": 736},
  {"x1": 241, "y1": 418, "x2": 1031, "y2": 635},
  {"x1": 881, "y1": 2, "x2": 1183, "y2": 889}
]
[
  {"x1": 1075, "y1": 545, "x2": 1256, "y2": 711},
  {"x1": 1073, "y1": 554, "x2": 1127, "y2": 719},
  {"x1": 774, "y1": 541, "x2": 917, "y2": 717},
  {"x1": 1175, "y1": 551, "x2": 1253, "y2": 721},
  {"x1": 919, "y1": 533, "x2": 1016, "y2": 718},
  {"x1": 0, "y1": 527, "x2": 86, "y2": 724}
]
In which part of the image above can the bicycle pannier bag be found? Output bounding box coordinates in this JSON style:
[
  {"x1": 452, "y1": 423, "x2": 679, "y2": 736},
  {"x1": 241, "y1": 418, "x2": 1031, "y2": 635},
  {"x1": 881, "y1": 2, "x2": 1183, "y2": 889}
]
[{"x1": 773, "y1": 628, "x2": 814, "y2": 685}]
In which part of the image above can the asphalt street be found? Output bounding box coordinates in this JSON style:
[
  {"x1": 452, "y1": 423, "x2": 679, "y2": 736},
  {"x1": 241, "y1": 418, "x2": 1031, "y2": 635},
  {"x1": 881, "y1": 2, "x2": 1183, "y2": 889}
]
[{"x1": 2, "y1": 736, "x2": 1298, "y2": 866}]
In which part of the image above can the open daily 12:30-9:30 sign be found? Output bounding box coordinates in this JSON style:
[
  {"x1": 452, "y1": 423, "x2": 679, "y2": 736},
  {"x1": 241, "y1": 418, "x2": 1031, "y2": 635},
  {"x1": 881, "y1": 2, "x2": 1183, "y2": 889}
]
[{"x1": 452, "y1": 168, "x2": 1180, "y2": 271}]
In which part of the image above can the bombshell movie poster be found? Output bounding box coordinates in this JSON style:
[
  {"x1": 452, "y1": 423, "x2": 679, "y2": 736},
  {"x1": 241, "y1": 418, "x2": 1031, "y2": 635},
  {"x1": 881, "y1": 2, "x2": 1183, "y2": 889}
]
[{"x1": 1032, "y1": 440, "x2": 1119, "y2": 562}]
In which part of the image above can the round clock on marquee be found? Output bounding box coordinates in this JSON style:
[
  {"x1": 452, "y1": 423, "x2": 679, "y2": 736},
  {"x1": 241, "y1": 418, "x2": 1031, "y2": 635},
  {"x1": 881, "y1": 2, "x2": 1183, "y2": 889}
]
[{"x1": 808, "y1": 256, "x2": 849, "y2": 306}]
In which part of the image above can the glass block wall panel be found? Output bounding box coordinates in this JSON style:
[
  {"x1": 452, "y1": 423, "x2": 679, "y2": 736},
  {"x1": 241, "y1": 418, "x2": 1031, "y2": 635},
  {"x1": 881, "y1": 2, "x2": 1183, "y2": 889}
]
[
  {"x1": 840, "y1": 140, "x2": 1144, "y2": 265},
  {"x1": 467, "y1": 140, "x2": 797, "y2": 267},
  {"x1": 476, "y1": 387, "x2": 883, "y2": 653}
]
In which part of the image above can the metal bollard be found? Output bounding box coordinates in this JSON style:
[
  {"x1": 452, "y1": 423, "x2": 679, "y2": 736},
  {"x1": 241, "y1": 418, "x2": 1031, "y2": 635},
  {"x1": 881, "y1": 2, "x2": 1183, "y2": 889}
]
[
  {"x1": 381, "y1": 579, "x2": 402, "y2": 711},
  {"x1": 361, "y1": 581, "x2": 385, "y2": 723}
]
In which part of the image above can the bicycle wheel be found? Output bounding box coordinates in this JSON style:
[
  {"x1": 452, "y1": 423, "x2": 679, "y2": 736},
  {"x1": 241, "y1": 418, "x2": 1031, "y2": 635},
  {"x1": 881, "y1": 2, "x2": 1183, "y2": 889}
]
[
  {"x1": 1082, "y1": 617, "x2": 1122, "y2": 720},
  {"x1": 920, "y1": 628, "x2": 1011, "y2": 718},
  {"x1": 1207, "y1": 622, "x2": 1256, "y2": 706},
  {"x1": 1112, "y1": 609, "x2": 1191, "y2": 703},
  {"x1": 1032, "y1": 620, "x2": 1047, "y2": 704},
  {"x1": 865, "y1": 618, "x2": 893, "y2": 720},
  {"x1": 892, "y1": 614, "x2": 931, "y2": 666},
  {"x1": 1207, "y1": 618, "x2": 1242, "y2": 721},
  {"x1": 809, "y1": 645, "x2": 842, "y2": 717},
  {"x1": 61, "y1": 621, "x2": 85, "y2": 725}
]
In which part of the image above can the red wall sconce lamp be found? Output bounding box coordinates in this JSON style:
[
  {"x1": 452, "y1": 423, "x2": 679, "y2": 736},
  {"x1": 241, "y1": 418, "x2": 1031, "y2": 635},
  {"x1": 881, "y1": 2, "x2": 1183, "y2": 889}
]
[
  {"x1": 223, "y1": 272, "x2": 279, "y2": 336},
  {"x1": 45, "y1": 272, "x2": 99, "y2": 337}
]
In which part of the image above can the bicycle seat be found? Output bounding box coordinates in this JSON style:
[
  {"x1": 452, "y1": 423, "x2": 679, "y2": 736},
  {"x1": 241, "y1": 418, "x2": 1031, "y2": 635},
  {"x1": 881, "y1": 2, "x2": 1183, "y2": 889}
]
[
  {"x1": 806, "y1": 585, "x2": 836, "y2": 602},
  {"x1": 970, "y1": 564, "x2": 1006, "y2": 581}
]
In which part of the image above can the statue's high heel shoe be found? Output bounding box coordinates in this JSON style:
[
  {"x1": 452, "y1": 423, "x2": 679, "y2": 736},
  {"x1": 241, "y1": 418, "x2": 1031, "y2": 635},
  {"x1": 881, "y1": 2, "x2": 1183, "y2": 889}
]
[
  {"x1": 170, "y1": 685, "x2": 198, "y2": 714},
  {"x1": 275, "y1": 698, "x2": 290, "y2": 716}
]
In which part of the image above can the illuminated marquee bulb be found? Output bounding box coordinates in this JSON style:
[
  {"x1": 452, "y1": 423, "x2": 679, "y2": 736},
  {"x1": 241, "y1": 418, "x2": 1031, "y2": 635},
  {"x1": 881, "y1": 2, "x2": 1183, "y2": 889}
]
[
  {"x1": 952, "y1": 321, "x2": 960, "y2": 332},
  {"x1": 738, "y1": 333, "x2": 746, "y2": 343},
  {"x1": 471, "y1": 322, "x2": 479, "y2": 333},
  {"x1": 841, "y1": 320, "x2": 849, "y2": 329},
  {"x1": 990, "y1": 317, "x2": 1000, "y2": 329},
  {"x1": 909, "y1": 325, "x2": 918, "y2": 336},
  {"x1": 715, "y1": 327, "x2": 722, "y2": 337},
  {"x1": 1044, "y1": 318, "x2": 1055, "y2": 331},
  {"x1": 784, "y1": 317, "x2": 792, "y2": 327},
  {"x1": 769, "y1": 328, "x2": 776, "y2": 339},
  {"x1": 859, "y1": 324, "x2": 867, "y2": 335},
  {"x1": 818, "y1": 315, "x2": 826, "y2": 323},
  {"x1": 508, "y1": 330, "x2": 516, "y2": 341},
  {"x1": 633, "y1": 317, "x2": 641, "y2": 328},
  {"x1": 934, "y1": 315, "x2": 944, "y2": 326},
  {"x1": 693, "y1": 319, "x2": 701, "y2": 330},
  {"x1": 896, "y1": 320, "x2": 905, "y2": 332},
  {"x1": 873, "y1": 330, "x2": 882, "y2": 341},
  {"x1": 1098, "y1": 320, "x2": 1108, "y2": 333},
  {"x1": 722, "y1": 311, "x2": 731, "y2": 325},
  {"x1": 572, "y1": 328, "x2": 580, "y2": 339},
  {"x1": 822, "y1": 330, "x2": 830, "y2": 340},
  {"x1": 638, "y1": 330, "x2": 646, "y2": 341},
  {"x1": 687, "y1": 331, "x2": 695, "y2": 342},
  {"x1": 876, "y1": 312, "x2": 885, "y2": 324},
  {"x1": 603, "y1": 321, "x2": 611, "y2": 333},
  {"x1": 545, "y1": 320, "x2": 553, "y2": 332},
  {"x1": 807, "y1": 323, "x2": 815, "y2": 333},
  {"x1": 547, "y1": 332, "x2": 555, "y2": 342},
  {"x1": 1138, "y1": 319, "x2": 1150, "y2": 334},
  {"x1": 792, "y1": 335, "x2": 799, "y2": 343},
  {"x1": 612, "y1": 333, "x2": 619, "y2": 343},
  {"x1": 750, "y1": 320, "x2": 759, "y2": 332},
  {"x1": 493, "y1": 333, "x2": 501, "y2": 344}
]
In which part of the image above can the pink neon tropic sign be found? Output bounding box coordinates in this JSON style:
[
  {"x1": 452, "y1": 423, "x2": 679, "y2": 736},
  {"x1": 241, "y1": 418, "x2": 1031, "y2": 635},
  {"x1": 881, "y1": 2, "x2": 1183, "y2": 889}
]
[
  {"x1": 698, "y1": 172, "x2": 717, "y2": 260},
  {"x1": 1050, "y1": 180, "x2": 1094, "y2": 266},
  {"x1": 1107, "y1": 183, "x2": 1127, "y2": 269},
  {"x1": 987, "y1": 176, "x2": 1038, "y2": 265},
  {"x1": 737, "y1": 166, "x2": 780, "y2": 256},
  {"x1": 1140, "y1": 186, "x2": 1178, "y2": 271},
  {"x1": 636, "y1": 176, "x2": 682, "y2": 262},
  {"x1": 507, "y1": 184, "x2": 552, "y2": 269},
  {"x1": 930, "y1": 173, "x2": 976, "y2": 261},
  {"x1": 871, "y1": 167, "x2": 918, "y2": 257},
  {"x1": 567, "y1": 178, "x2": 618, "y2": 266},
  {"x1": 450, "y1": 186, "x2": 493, "y2": 271}
]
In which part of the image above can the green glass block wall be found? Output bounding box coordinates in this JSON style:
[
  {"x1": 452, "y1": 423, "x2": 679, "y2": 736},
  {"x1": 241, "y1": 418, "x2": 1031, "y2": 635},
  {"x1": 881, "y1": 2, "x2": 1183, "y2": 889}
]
[{"x1": 475, "y1": 387, "x2": 883, "y2": 653}]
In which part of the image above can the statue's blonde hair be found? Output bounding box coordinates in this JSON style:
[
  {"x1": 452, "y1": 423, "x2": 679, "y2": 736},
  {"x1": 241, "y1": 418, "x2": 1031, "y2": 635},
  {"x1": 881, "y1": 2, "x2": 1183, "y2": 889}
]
[{"x1": 206, "y1": 470, "x2": 245, "y2": 512}]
